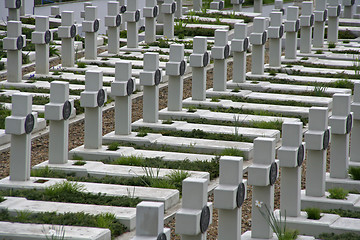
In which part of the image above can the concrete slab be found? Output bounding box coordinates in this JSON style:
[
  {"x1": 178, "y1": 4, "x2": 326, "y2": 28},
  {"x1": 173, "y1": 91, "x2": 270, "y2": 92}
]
[
  {"x1": 325, "y1": 172, "x2": 360, "y2": 192},
  {"x1": 269, "y1": 65, "x2": 358, "y2": 77},
  {"x1": 281, "y1": 57, "x2": 356, "y2": 68},
  {"x1": 241, "y1": 231, "x2": 315, "y2": 240}
]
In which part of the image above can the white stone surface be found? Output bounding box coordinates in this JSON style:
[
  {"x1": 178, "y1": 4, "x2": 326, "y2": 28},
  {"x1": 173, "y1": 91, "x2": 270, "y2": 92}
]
[
  {"x1": 83, "y1": 6, "x2": 99, "y2": 60},
  {"x1": 212, "y1": 29, "x2": 230, "y2": 92},
  {"x1": 299, "y1": 2, "x2": 314, "y2": 54},
  {"x1": 123, "y1": 0, "x2": 140, "y2": 48},
  {"x1": 232, "y1": 23, "x2": 248, "y2": 83},
  {"x1": 32, "y1": 16, "x2": 51, "y2": 74},
  {"x1": 284, "y1": 6, "x2": 299, "y2": 60},
  {"x1": 268, "y1": 11, "x2": 283, "y2": 68},
  {"x1": 351, "y1": 82, "x2": 360, "y2": 163},
  {"x1": 144, "y1": 0, "x2": 158, "y2": 43},
  {"x1": 58, "y1": 11, "x2": 76, "y2": 67},
  {"x1": 313, "y1": 0, "x2": 327, "y2": 48},
  {"x1": 250, "y1": 18, "x2": 267, "y2": 75},
  {"x1": 162, "y1": 0, "x2": 176, "y2": 39},
  {"x1": 105, "y1": 2, "x2": 121, "y2": 55},
  {"x1": 327, "y1": 0, "x2": 341, "y2": 44}
]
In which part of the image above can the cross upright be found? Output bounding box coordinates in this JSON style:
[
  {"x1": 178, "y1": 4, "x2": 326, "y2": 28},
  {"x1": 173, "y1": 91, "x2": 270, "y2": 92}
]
[
  {"x1": 327, "y1": 0, "x2": 341, "y2": 44},
  {"x1": 313, "y1": 0, "x2": 327, "y2": 48},
  {"x1": 268, "y1": 11, "x2": 284, "y2": 67},
  {"x1": 112, "y1": 61, "x2": 136, "y2": 135},
  {"x1": 32, "y1": 16, "x2": 52, "y2": 74},
  {"x1": 123, "y1": 0, "x2": 141, "y2": 48},
  {"x1": 231, "y1": 0, "x2": 244, "y2": 12},
  {"x1": 80, "y1": 2, "x2": 92, "y2": 19},
  {"x1": 140, "y1": 53, "x2": 162, "y2": 123},
  {"x1": 105, "y1": 1, "x2": 122, "y2": 55},
  {"x1": 193, "y1": 0, "x2": 203, "y2": 11},
  {"x1": 343, "y1": 0, "x2": 355, "y2": 18},
  {"x1": 254, "y1": 0, "x2": 263, "y2": 13},
  {"x1": 50, "y1": 6, "x2": 61, "y2": 18},
  {"x1": 143, "y1": 0, "x2": 159, "y2": 43},
  {"x1": 6, "y1": 93, "x2": 38, "y2": 181},
  {"x1": 5, "y1": 0, "x2": 22, "y2": 21},
  {"x1": 166, "y1": 44, "x2": 186, "y2": 111},
  {"x1": 45, "y1": 81, "x2": 72, "y2": 164},
  {"x1": 3, "y1": 21, "x2": 26, "y2": 83},
  {"x1": 83, "y1": 6, "x2": 100, "y2": 60},
  {"x1": 250, "y1": 17, "x2": 267, "y2": 75},
  {"x1": 81, "y1": 70, "x2": 107, "y2": 149},
  {"x1": 231, "y1": 23, "x2": 249, "y2": 83},
  {"x1": 58, "y1": 11, "x2": 77, "y2": 67},
  {"x1": 350, "y1": 83, "x2": 360, "y2": 164},
  {"x1": 274, "y1": 0, "x2": 285, "y2": 14},
  {"x1": 284, "y1": 6, "x2": 300, "y2": 60},
  {"x1": 162, "y1": 0, "x2": 177, "y2": 39},
  {"x1": 210, "y1": 0, "x2": 225, "y2": 10},
  {"x1": 118, "y1": 0, "x2": 127, "y2": 31},
  {"x1": 175, "y1": 0, "x2": 183, "y2": 18},
  {"x1": 214, "y1": 156, "x2": 247, "y2": 240},
  {"x1": 190, "y1": 37, "x2": 209, "y2": 101},
  {"x1": 278, "y1": 122, "x2": 305, "y2": 217},
  {"x1": 299, "y1": 2, "x2": 314, "y2": 54},
  {"x1": 212, "y1": 29, "x2": 230, "y2": 92}
]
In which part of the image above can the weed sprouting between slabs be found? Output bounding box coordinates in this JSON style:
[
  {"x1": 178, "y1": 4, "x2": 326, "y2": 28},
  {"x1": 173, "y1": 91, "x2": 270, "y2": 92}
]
[
  {"x1": 327, "y1": 187, "x2": 349, "y2": 200},
  {"x1": 349, "y1": 166, "x2": 360, "y2": 180},
  {"x1": 304, "y1": 208, "x2": 321, "y2": 220},
  {"x1": 318, "y1": 232, "x2": 360, "y2": 240}
]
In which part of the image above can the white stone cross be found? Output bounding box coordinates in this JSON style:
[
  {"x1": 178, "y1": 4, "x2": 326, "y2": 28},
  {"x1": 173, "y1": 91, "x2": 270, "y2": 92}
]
[
  {"x1": 329, "y1": 94, "x2": 353, "y2": 179},
  {"x1": 105, "y1": 1, "x2": 122, "y2": 55},
  {"x1": 274, "y1": 0, "x2": 285, "y2": 14},
  {"x1": 175, "y1": 0, "x2": 183, "y2": 18},
  {"x1": 210, "y1": 0, "x2": 225, "y2": 10},
  {"x1": 50, "y1": 6, "x2": 61, "y2": 18},
  {"x1": 327, "y1": 0, "x2": 341, "y2": 44},
  {"x1": 140, "y1": 53, "x2": 162, "y2": 123},
  {"x1": 81, "y1": 70, "x2": 107, "y2": 149},
  {"x1": 162, "y1": 0, "x2": 176, "y2": 39},
  {"x1": 45, "y1": 81, "x2": 72, "y2": 164},
  {"x1": 231, "y1": 0, "x2": 244, "y2": 12},
  {"x1": 350, "y1": 83, "x2": 360, "y2": 163},
  {"x1": 214, "y1": 156, "x2": 247, "y2": 240},
  {"x1": 343, "y1": 0, "x2": 355, "y2": 18},
  {"x1": 3, "y1": 21, "x2": 26, "y2": 83},
  {"x1": 112, "y1": 61, "x2": 135, "y2": 135},
  {"x1": 190, "y1": 37, "x2": 210, "y2": 101},
  {"x1": 254, "y1": 0, "x2": 263, "y2": 13},
  {"x1": 176, "y1": 177, "x2": 212, "y2": 240},
  {"x1": 212, "y1": 29, "x2": 230, "y2": 92},
  {"x1": 131, "y1": 201, "x2": 170, "y2": 240},
  {"x1": 83, "y1": 6, "x2": 100, "y2": 60},
  {"x1": 80, "y1": 2, "x2": 92, "y2": 19},
  {"x1": 193, "y1": 0, "x2": 203, "y2": 11},
  {"x1": 123, "y1": 0, "x2": 140, "y2": 48},
  {"x1": 284, "y1": 6, "x2": 300, "y2": 60},
  {"x1": 250, "y1": 17, "x2": 267, "y2": 75},
  {"x1": 248, "y1": 137, "x2": 278, "y2": 239},
  {"x1": 278, "y1": 122, "x2": 305, "y2": 217},
  {"x1": 231, "y1": 23, "x2": 249, "y2": 83},
  {"x1": 268, "y1": 11, "x2": 284, "y2": 67},
  {"x1": 157, "y1": 0, "x2": 165, "y2": 23},
  {"x1": 32, "y1": 16, "x2": 52, "y2": 75},
  {"x1": 5, "y1": 93, "x2": 38, "y2": 181},
  {"x1": 305, "y1": 107, "x2": 331, "y2": 197},
  {"x1": 354, "y1": 5, "x2": 360, "y2": 18},
  {"x1": 313, "y1": 0, "x2": 327, "y2": 48},
  {"x1": 58, "y1": 11, "x2": 77, "y2": 68},
  {"x1": 299, "y1": 2, "x2": 314, "y2": 54},
  {"x1": 143, "y1": 0, "x2": 159, "y2": 44},
  {"x1": 118, "y1": 0, "x2": 127, "y2": 31},
  {"x1": 166, "y1": 44, "x2": 186, "y2": 111},
  {"x1": 5, "y1": 0, "x2": 21, "y2": 21}
]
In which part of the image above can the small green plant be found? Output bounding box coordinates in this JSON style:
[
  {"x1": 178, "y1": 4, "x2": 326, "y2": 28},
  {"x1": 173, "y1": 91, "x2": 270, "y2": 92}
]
[
  {"x1": 304, "y1": 208, "x2": 321, "y2": 220},
  {"x1": 285, "y1": 65, "x2": 293, "y2": 68},
  {"x1": 301, "y1": 57, "x2": 309, "y2": 60},
  {"x1": 318, "y1": 232, "x2": 360, "y2": 240},
  {"x1": 187, "y1": 106, "x2": 197, "y2": 113},
  {"x1": 313, "y1": 84, "x2": 328, "y2": 97},
  {"x1": 268, "y1": 69, "x2": 277, "y2": 76},
  {"x1": 343, "y1": 40, "x2": 350, "y2": 43},
  {"x1": 52, "y1": 70, "x2": 61, "y2": 75},
  {"x1": 71, "y1": 154, "x2": 83, "y2": 160},
  {"x1": 349, "y1": 166, "x2": 360, "y2": 180},
  {"x1": 136, "y1": 129, "x2": 148, "y2": 137},
  {"x1": 315, "y1": 50, "x2": 323, "y2": 54},
  {"x1": 0, "y1": 62, "x2": 5, "y2": 71},
  {"x1": 0, "y1": 194, "x2": 4, "y2": 203},
  {"x1": 211, "y1": 97, "x2": 220, "y2": 102},
  {"x1": 162, "y1": 119, "x2": 174, "y2": 124},
  {"x1": 250, "y1": 81, "x2": 259, "y2": 84},
  {"x1": 49, "y1": 45, "x2": 60, "y2": 57},
  {"x1": 328, "y1": 43, "x2": 336, "y2": 49},
  {"x1": 232, "y1": 87, "x2": 240, "y2": 92},
  {"x1": 107, "y1": 142, "x2": 120, "y2": 151},
  {"x1": 220, "y1": 147, "x2": 244, "y2": 157},
  {"x1": 352, "y1": 56, "x2": 360, "y2": 75},
  {"x1": 73, "y1": 160, "x2": 86, "y2": 166},
  {"x1": 16, "y1": 210, "x2": 32, "y2": 222},
  {"x1": 44, "y1": 181, "x2": 86, "y2": 197},
  {"x1": 77, "y1": 62, "x2": 87, "y2": 68},
  {"x1": 22, "y1": 52, "x2": 31, "y2": 64},
  {"x1": 327, "y1": 187, "x2": 349, "y2": 200}
]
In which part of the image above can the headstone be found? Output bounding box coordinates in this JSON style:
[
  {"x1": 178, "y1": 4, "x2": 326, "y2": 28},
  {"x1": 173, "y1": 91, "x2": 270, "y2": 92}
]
[
  {"x1": 140, "y1": 53, "x2": 162, "y2": 123},
  {"x1": 278, "y1": 122, "x2": 305, "y2": 217},
  {"x1": 3, "y1": 21, "x2": 26, "y2": 83},
  {"x1": 80, "y1": 70, "x2": 107, "y2": 149},
  {"x1": 350, "y1": 83, "x2": 360, "y2": 163},
  {"x1": 144, "y1": 0, "x2": 158, "y2": 43},
  {"x1": 313, "y1": 0, "x2": 327, "y2": 48},
  {"x1": 354, "y1": 5, "x2": 360, "y2": 18},
  {"x1": 247, "y1": 137, "x2": 278, "y2": 239},
  {"x1": 274, "y1": 0, "x2": 285, "y2": 14},
  {"x1": 5, "y1": 0, "x2": 21, "y2": 21},
  {"x1": 58, "y1": 11, "x2": 77, "y2": 67},
  {"x1": 254, "y1": 0, "x2": 263, "y2": 13},
  {"x1": 214, "y1": 156, "x2": 246, "y2": 240},
  {"x1": 123, "y1": 0, "x2": 140, "y2": 48},
  {"x1": 83, "y1": 6, "x2": 100, "y2": 60},
  {"x1": 45, "y1": 82, "x2": 71, "y2": 164},
  {"x1": 211, "y1": 29, "x2": 230, "y2": 92},
  {"x1": 175, "y1": 177, "x2": 212, "y2": 240},
  {"x1": 250, "y1": 17, "x2": 267, "y2": 75},
  {"x1": 231, "y1": 23, "x2": 249, "y2": 83},
  {"x1": 343, "y1": 0, "x2": 354, "y2": 18},
  {"x1": 305, "y1": 107, "x2": 330, "y2": 197},
  {"x1": 157, "y1": 0, "x2": 165, "y2": 23},
  {"x1": 232, "y1": 0, "x2": 244, "y2": 12},
  {"x1": 166, "y1": 44, "x2": 186, "y2": 111},
  {"x1": 193, "y1": 0, "x2": 203, "y2": 11},
  {"x1": 118, "y1": 0, "x2": 127, "y2": 31},
  {"x1": 131, "y1": 201, "x2": 171, "y2": 240},
  {"x1": 268, "y1": 11, "x2": 283, "y2": 67},
  {"x1": 329, "y1": 94, "x2": 352, "y2": 179},
  {"x1": 112, "y1": 61, "x2": 135, "y2": 135},
  {"x1": 5, "y1": 93, "x2": 37, "y2": 181},
  {"x1": 105, "y1": 1, "x2": 121, "y2": 55},
  {"x1": 327, "y1": 0, "x2": 341, "y2": 44},
  {"x1": 32, "y1": 16, "x2": 51, "y2": 74},
  {"x1": 175, "y1": 0, "x2": 183, "y2": 18},
  {"x1": 190, "y1": 37, "x2": 209, "y2": 101},
  {"x1": 162, "y1": 0, "x2": 176, "y2": 39},
  {"x1": 300, "y1": 2, "x2": 314, "y2": 54},
  {"x1": 284, "y1": 6, "x2": 300, "y2": 60},
  {"x1": 80, "y1": 2, "x2": 92, "y2": 19},
  {"x1": 50, "y1": 6, "x2": 61, "y2": 18},
  {"x1": 210, "y1": 0, "x2": 225, "y2": 10}
]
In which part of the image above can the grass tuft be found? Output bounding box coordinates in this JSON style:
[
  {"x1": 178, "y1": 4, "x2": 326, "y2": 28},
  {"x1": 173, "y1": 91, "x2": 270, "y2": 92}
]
[
  {"x1": 327, "y1": 187, "x2": 349, "y2": 200},
  {"x1": 304, "y1": 208, "x2": 321, "y2": 220},
  {"x1": 349, "y1": 166, "x2": 360, "y2": 180},
  {"x1": 107, "y1": 142, "x2": 120, "y2": 151}
]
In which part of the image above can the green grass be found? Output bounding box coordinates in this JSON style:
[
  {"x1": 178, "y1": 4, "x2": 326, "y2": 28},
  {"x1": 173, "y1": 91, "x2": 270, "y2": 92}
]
[
  {"x1": 327, "y1": 187, "x2": 349, "y2": 200},
  {"x1": 73, "y1": 160, "x2": 86, "y2": 166},
  {"x1": 187, "y1": 10, "x2": 252, "y2": 23},
  {"x1": 304, "y1": 208, "x2": 321, "y2": 220},
  {"x1": 0, "y1": 104, "x2": 11, "y2": 129},
  {"x1": 323, "y1": 209, "x2": 360, "y2": 219},
  {"x1": 77, "y1": 62, "x2": 87, "y2": 68},
  {"x1": 187, "y1": 106, "x2": 197, "y2": 113},
  {"x1": 315, "y1": 50, "x2": 323, "y2": 54},
  {"x1": 318, "y1": 233, "x2": 360, "y2": 240},
  {"x1": 328, "y1": 43, "x2": 336, "y2": 49},
  {"x1": 107, "y1": 142, "x2": 120, "y2": 151},
  {"x1": 220, "y1": 147, "x2": 244, "y2": 157},
  {"x1": 0, "y1": 194, "x2": 4, "y2": 203},
  {"x1": 162, "y1": 119, "x2": 174, "y2": 124},
  {"x1": 348, "y1": 166, "x2": 360, "y2": 180}
]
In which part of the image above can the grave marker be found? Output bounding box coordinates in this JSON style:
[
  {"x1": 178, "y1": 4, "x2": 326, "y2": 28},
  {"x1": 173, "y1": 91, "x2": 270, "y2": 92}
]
[
  {"x1": 305, "y1": 107, "x2": 330, "y2": 197},
  {"x1": 175, "y1": 0, "x2": 183, "y2": 18},
  {"x1": 140, "y1": 53, "x2": 162, "y2": 123},
  {"x1": 81, "y1": 70, "x2": 107, "y2": 149},
  {"x1": 80, "y1": 2, "x2": 92, "y2": 19},
  {"x1": 313, "y1": 0, "x2": 327, "y2": 48},
  {"x1": 118, "y1": 0, "x2": 127, "y2": 31},
  {"x1": 123, "y1": 0, "x2": 140, "y2": 48},
  {"x1": 300, "y1": 2, "x2": 314, "y2": 54},
  {"x1": 231, "y1": 0, "x2": 244, "y2": 12},
  {"x1": 144, "y1": 0, "x2": 158, "y2": 43},
  {"x1": 254, "y1": 0, "x2": 263, "y2": 13},
  {"x1": 112, "y1": 61, "x2": 135, "y2": 135},
  {"x1": 350, "y1": 83, "x2": 360, "y2": 163},
  {"x1": 58, "y1": 11, "x2": 77, "y2": 68},
  {"x1": 231, "y1": 23, "x2": 248, "y2": 83},
  {"x1": 157, "y1": 0, "x2": 165, "y2": 23},
  {"x1": 274, "y1": 0, "x2": 285, "y2": 14},
  {"x1": 354, "y1": 5, "x2": 360, "y2": 18},
  {"x1": 268, "y1": 11, "x2": 283, "y2": 67},
  {"x1": 32, "y1": 16, "x2": 51, "y2": 75},
  {"x1": 284, "y1": 6, "x2": 300, "y2": 60},
  {"x1": 166, "y1": 44, "x2": 186, "y2": 111},
  {"x1": 5, "y1": 93, "x2": 37, "y2": 181},
  {"x1": 250, "y1": 17, "x2": 267, "y2": 75},
  {"x1": 162, "y1": 0, "x2": 176, "y2": 39},
  {"x1": 193, "y1": 0, "x2": 203, "y2": 11},
  {"x1": 214, "y1": 156, "x2": 246, "y2": 240},
  {"x1": 3, "y1": 21, "x2": 26, "y2": 83},
  {"x1": 83, "y1": 6, "x2": 100, "y2": 60},
  {"x1": 50, "y1": 6, "x2": 61, "y2": 18},
  {"x1": 45, "y1": 82, "x2": 71, "y2": 164},
  {"x1": 105, "y1": 1, "x2": 122, "y2": 55},
  {"x1": 5, "y1": 0, "x2": 21, "y2": 21},
  {"x1": 210, "y1": 0, "x2": 225, "y2": 10},
  {"x1": 190, "y1": 37, "x2": 209, "y2": 101},
  {"x1": 343, "y1": 0, "x2": 355, "y2": 18},
  {"x1": 212, "y1": 29, "x2": 230, "y2": 92},
  {"x1": 329, "y1": 94, "x2": 352, "y2": 179},
  {"x1": 327, "y1": 0, "x2": 341, "y2": 44}
]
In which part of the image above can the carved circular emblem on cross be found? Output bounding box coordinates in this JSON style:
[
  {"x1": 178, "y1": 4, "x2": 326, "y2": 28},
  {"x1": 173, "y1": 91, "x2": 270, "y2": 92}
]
[
  {"x1": 171, "y1": 2, "x2": 177, "y2": 14},
  {"x1": 70, "y1": 24, "x2": 77, "y2": 38},
  {"x1": 179, "y1": 60, "x2": 186, "y2": 76},
  {"x1": 243, "y1": 37, "x2": 249, "y2": 51},
  {"x1": 219, "y1": 1, "x2": 224, "y2": 10},
  {"x1": 15, "y1": 0, "x2": 21, "y2": 9},
  {"x1": 153, "y1": 5, "x2": 159, "y2": 18},
  {"x1": 236, "y1": 182, "x2": 246, "y2": 208},
  {"x1": 323, "y1": 9, "x2": 328, "y2": 22},
  {"x1": 203, "y1": 52, "x2": 209, "y2": 67},
  {"x1": 261, "y1": 31, "x2": 267, "y2": 45},
  {"x1": 224, "y1": 44, "x2": 230, "y2": 59},
  {"x1": 135, "y1": 10, "x2": 141, "y2": 22},
  {"x1": 97, "y1": 89, "x2": 106, "y2": 107},
  {"x1": 154, "y1": 69, "x2": 162, "y2": 86},
  {"x1": 120, "y1": 5, "x2": 127, "y2": 13},
  {"x1": 295, "y1": 19, "x2": 300, "y2": 32},
  {"x1": 17, "y1": 35, "x2": 24, "y2": 50},
  {"x1": 269, "y1": 162, "x2": 278, "y2": 185},
  {"x1": 116, "y1": 14, "x2": 122, "y2": 27},
  {"x1": 127, "y1": 78, "x2": 135, "y2": 96},
  {"x1": 346, "y1": 114, "x2": 353, "y2": 134},
  {"x1": 63, "y1": 100, "x2": 72, "y2": 120},
  {"x1": 200, "y1": 205, "x2": 210, "y2": 233},
  {"x1": 93, "y1": 19, "x2": 100, "y2": 32},
  {"x1": 157, "y1": 233, "x2": 167, "y2": 240},
  {"x1": 310, "y1": 14, "x2": 315, "y2": 27},
  {"x1": 24, "y1": 113, "x2": 35, "y2": 134},
  {"x1": 44, "y1": 30, "x2": 52, "y2": 44},
  {"x1": 336, "y1": 5, "x2": 341, "y2": 17},
  {"x1": 323, "y1": 128, "x2": 330, "y2": 150},
  {"x1": 279, "y1": 25, "x2": 284, "y2": 38},
  {"x1": 297, "y1": 144, "x2": 305, "y2": 167}
]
